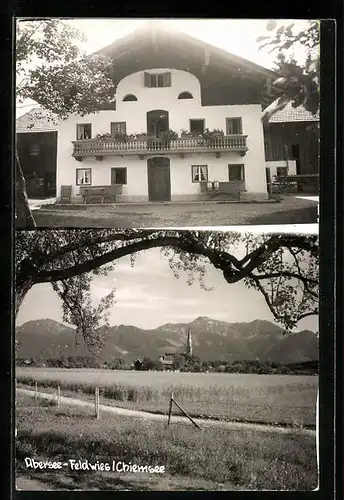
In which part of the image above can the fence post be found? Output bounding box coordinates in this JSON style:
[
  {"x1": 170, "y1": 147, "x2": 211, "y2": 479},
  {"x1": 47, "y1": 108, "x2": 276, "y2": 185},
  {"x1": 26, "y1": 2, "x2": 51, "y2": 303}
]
[
  {"x1": 167, "y1": 392, "x2": 173, "y2": 426},
  {"x1": 57, "y1": 385, "x2": 60, "y2": 407},
  {"x1": 95, "y1": 387, "x2": 99, "y2": 419},
  {"x1": 172, "y1": 396, "x2": 202, "y2": 430},
  {"x1": 35, "y1": 382, "x2": 38, "y2": 402}
]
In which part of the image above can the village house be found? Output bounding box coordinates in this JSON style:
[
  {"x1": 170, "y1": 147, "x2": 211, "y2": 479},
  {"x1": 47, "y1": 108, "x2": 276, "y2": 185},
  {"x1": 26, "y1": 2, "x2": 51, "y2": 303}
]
[
  {"x1": 263, "y1": 101, "x2": 319, "y2": 193},
  {"x1": 158, "y1": 329, "x2": 193, "y2": 371},
  {"x1": 16, "y1": 23, "x2": 319, "y2": 203}
]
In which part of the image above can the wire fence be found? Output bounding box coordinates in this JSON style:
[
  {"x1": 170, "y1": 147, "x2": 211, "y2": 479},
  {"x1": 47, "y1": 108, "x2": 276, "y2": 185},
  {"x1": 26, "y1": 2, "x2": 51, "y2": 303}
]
[{"x1": 17, "y1": 381, "x2": 316, "y2": 428}]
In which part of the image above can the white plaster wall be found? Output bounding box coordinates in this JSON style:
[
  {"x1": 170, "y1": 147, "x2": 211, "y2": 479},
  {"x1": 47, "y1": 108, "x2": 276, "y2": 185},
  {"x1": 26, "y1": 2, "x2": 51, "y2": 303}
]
[
  {"x1": 58, "y1": 156, "x2": 149, "y2": 200},
  {"x1": 202, "y1": 104, "x2": 266, "y2": 195},
  {"x1": 170, "y1": 153, "x2": 245, "y2": 196},
  {"x1": 56, "y1": 68, "x2": 268, "y2": 200}
]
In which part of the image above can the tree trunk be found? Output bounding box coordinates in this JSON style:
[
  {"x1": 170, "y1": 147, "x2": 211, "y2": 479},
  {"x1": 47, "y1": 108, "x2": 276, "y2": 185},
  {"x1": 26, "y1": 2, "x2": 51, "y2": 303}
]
[
  {"x1": 15, "y1": 149, "x2": 36, "y2": 228},
  {"x1": 15, "y1": 278, "x2": 34, "y2": 318}
]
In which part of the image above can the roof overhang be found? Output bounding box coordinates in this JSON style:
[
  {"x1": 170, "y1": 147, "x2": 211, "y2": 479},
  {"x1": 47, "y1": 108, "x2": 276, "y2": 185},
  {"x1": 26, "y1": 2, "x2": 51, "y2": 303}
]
[{"x1": 97, "y1": 24, "x2": 282, "y2": 108}]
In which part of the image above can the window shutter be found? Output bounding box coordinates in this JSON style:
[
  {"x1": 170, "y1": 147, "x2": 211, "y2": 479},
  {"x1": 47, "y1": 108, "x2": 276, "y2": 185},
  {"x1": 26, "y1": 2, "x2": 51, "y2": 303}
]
[
  {"x1": 237, "y1": 118, "x2": 243, "y2": 134},
  {"x1": 144, "y1": 72, "x2": 151, "y2": 87},
  {"x1": 163, "y1": 72, "x2": 171, "y2": 87}
]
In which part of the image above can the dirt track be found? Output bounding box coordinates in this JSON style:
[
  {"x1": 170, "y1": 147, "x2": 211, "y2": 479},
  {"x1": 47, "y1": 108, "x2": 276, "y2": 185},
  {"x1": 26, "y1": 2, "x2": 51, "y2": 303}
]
[{"x1": 16, "y1": 387, "x2": 315, "y2": 436}]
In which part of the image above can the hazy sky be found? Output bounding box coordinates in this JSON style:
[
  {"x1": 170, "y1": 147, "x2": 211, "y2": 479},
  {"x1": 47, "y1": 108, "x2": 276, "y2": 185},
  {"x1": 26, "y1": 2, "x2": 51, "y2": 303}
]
[
  {"x1": 17, "y1": 227, "x2": 318, "y2": 332},
  {"x1": 67, "y1": 18, "x2": 310, "y2": 69},
  {"x1": 16, "y1": 18, "x2": 311, "y2": 118}
]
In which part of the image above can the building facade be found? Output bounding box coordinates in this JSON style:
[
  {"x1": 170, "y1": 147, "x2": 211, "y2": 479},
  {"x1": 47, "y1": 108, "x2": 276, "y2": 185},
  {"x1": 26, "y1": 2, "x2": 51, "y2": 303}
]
[
  {"x1": 53, "y1": 24, "x2": 284, "y2": 204},
  {"x1": 57, "y1": 68, "x2": 269, "y2": 203},
  {"x1": 22, "y1": 25, "x2": 318, "y2": 203}
]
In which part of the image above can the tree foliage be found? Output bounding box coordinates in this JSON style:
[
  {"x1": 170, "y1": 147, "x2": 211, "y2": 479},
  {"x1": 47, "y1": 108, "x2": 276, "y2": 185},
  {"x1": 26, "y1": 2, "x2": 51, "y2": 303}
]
[
  {"x1": 17, "y1": 20, "x2": 115, "y2": 117},
  {"x1": 51, "y1": 274, "x2": 115, "y2": 354},
  {"x1": 16, "y1": 20, "x2": 115, "y2": 226},
  {"x1": 258, "y1": 20, "x2": 320, "y2": 122},
  {"x1": 16, "y1": 229, "x2": 319, "y2": 352}
]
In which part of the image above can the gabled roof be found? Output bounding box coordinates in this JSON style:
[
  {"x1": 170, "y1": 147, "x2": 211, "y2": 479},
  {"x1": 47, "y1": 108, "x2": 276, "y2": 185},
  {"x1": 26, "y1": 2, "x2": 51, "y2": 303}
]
[
  {"x1": 16, "y1": 108, "x2": 59, "y2": 133},
  {"x1": 97, "y1": 23, "x2": 281, "y2": 108},
  {"x1": 264, "y1": 100, "x2": 319, "y2": 123}
]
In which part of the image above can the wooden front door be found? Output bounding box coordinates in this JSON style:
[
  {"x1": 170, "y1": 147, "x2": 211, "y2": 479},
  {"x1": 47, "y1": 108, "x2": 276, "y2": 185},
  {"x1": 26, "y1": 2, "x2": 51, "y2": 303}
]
[{"x1": 147, "y1": 157, "x2": 171, "y2": 202}]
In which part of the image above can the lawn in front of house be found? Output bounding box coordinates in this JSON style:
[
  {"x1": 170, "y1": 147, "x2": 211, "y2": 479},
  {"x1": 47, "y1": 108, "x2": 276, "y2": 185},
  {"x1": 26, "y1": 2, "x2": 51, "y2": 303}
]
[{"x1": 19, "y1": 196, "x2": 318, "y2": 228}]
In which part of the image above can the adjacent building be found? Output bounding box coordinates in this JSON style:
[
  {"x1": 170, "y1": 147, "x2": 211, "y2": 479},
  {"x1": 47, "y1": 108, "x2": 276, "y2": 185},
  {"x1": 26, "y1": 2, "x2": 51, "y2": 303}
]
[
  {"x1": 16, "y1": 109, "x2": 58, "y2": 198},
  {"x1": 264, "y1": 101, "x2": 319, "y2": 192}
]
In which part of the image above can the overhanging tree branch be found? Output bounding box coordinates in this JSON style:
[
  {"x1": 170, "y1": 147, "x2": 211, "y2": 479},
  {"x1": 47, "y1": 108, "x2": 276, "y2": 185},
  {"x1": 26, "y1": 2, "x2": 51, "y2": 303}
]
[{"x1": 16, "y1": 230, "x2": 319, "y2": 333}]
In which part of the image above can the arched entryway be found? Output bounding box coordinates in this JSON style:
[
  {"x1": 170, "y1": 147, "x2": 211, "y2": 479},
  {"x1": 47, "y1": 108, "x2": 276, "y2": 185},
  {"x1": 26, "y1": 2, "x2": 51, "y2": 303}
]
[
  {"x1": 146, "y1": 110, "x2": 169, "y2": 139},
  {"x1": 147, "y1": 157, "x2": 171, "y2": 202}
]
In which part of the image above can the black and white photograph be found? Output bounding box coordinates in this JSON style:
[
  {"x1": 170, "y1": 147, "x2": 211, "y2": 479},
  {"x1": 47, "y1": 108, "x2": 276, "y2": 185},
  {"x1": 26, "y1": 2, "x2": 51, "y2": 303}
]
[
  {"x1": 15, "y1": 18, "x2": 319, "y2": 229},
  {"x1": 12, "y1": 15, "x2": 333, "y2": 495},
  {"x1": 15, "y1": 227, "x2": 319, "y2": 491}
]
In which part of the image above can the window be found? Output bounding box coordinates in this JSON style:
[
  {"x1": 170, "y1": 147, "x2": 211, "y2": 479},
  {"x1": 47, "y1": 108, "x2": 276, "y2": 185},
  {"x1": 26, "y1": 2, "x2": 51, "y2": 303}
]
[
  {"x1": 144, "y1": 72, "x2": 171, "y2": 88},
  {"x1": 123, "y1": 94, "x2": 138, "y2": 101},
  {"x1": 226, "y1": 118, "x2": 243, "y2": 135},
  {"x1": 190, "y1": 119, "x2": 205, "y2": 135},
  {"x1": 76, "y1": 124, "x2": 92, "y2": 140},
  {"x1": 276, "y1": 166, "x2": 287, "y2": 177},
  {"x1": 111, "y1": 167, "x2": 127, "y2": 185},
  {"x1": 192, "y1": 165, "x2": 208, "y2": 183},
  {"x1": 228, "y1": 164, "x2": 245, "y2": 181},
  {"x1": 111, "y1": 122, "x2": 127, "y2": 136},
  {"x1": 29, "y1": 143, "x2": 40, "y2": 156},
  {"x1": 178, "y1": 91, "x2": 193, "y2": 99},
  {"x1": 76, "y1": 168, "x2": 92, "y2": 185}
]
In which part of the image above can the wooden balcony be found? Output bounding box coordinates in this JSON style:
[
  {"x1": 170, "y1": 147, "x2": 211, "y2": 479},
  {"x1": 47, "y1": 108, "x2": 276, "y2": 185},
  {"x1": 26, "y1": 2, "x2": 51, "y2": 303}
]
[{"x1": 72, "y1": 135, "x2": 248, "y2": 160}]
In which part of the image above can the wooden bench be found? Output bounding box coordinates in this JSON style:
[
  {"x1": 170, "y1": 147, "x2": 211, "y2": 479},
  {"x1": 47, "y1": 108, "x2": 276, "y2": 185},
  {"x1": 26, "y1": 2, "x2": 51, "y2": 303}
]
[
  {"x1": 272, "y1": 174, "x2": 319, "y2": 194},
  {"x1": 79, "y1": 185, "x2": 123, "y2": 204},
  {"x1": 200, "y1": 181, "x2": 245, "y2": 200}
]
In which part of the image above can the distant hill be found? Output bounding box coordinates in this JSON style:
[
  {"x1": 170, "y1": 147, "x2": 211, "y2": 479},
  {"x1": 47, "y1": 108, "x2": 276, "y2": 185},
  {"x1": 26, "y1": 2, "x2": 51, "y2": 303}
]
[{"x1": 16, "y1": 316, "x2": 318, "y2": 364}]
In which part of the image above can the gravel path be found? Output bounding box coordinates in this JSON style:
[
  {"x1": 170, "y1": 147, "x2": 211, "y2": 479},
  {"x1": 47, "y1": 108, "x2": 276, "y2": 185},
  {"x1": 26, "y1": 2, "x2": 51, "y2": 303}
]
[{"x1": 17, "y1": 388, "x2": 315, "y2": 436}]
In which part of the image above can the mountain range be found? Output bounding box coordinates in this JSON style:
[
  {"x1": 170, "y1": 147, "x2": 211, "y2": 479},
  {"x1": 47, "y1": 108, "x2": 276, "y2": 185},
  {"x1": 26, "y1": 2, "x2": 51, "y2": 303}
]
[{"x1": 15, "y1": 316, "x2": 318, "y2": 364}]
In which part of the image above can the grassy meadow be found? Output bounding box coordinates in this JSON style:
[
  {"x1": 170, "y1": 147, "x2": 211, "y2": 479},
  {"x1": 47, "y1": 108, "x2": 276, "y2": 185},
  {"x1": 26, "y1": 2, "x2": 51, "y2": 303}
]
[
  {"x1": 16, "y1": 393, "x2": 318, "y2": 491},
  {"x1": 16, "y1": 367, "x2": 318, "y2": 427}
]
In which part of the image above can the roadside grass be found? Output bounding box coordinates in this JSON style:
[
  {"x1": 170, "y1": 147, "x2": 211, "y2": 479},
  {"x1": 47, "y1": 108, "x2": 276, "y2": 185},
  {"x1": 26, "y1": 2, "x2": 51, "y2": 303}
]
[
  {"x1": 16, "y1": 370, "x2": 317, "y2": 428},
  {"x1": 16, "y1": 394, "x2": 317, "y2": 491}
]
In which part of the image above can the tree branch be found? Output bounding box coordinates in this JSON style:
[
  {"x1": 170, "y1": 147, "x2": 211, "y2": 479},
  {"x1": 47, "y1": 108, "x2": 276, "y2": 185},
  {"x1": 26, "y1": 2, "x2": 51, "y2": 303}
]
[{"x1": 32, "y1": 230, "x2": 153, "y2": 267}]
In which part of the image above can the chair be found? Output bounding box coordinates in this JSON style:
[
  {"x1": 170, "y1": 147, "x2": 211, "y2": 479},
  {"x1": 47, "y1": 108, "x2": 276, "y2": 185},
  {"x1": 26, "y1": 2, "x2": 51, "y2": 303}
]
[{"x1": 60, "y1": 185, "x2": 72, "y2": 204}]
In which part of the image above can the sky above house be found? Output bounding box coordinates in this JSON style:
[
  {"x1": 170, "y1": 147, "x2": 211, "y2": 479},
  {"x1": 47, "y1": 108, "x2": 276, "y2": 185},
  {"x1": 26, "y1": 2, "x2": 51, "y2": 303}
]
[
  {"x1": 16, "y1": 226, "x2": 318, "y2": 332},
  {"x1": 16, "y1": 18, "x2": 312, "y2": 118},
  {"x1": 68, "y1": 18, "x2": 311, "y2": 69}
]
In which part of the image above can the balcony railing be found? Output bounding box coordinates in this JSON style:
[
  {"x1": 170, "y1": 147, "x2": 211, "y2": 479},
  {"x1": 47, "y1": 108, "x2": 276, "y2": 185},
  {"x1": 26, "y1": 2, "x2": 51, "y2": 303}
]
[{"x1": 72, "y1": 135, "x2": 248, "y2": 159}]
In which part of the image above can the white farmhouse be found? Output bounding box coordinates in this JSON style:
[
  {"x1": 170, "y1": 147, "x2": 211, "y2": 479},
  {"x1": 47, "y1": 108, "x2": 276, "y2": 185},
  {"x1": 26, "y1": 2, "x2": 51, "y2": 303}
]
[
  {"x1": 55, "y1": 24, "x2": 284, "y2": 204},
  {"x1": 20, "y1": 24, "x2": 303, "y2": 203}
]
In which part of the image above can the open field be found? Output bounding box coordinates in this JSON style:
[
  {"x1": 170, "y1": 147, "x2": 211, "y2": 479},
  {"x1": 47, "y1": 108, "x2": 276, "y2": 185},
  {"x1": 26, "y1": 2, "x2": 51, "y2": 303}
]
[
  {"x1": 15, "y1": 393, "x2": 317, "y2": 491},
  {"x1": 16, "y1": 368, "x2": 318, "y2": 428}
]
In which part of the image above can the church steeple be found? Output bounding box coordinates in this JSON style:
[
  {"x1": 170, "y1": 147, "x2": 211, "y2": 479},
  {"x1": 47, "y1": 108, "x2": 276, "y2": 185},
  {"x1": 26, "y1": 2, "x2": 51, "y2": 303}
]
[{"x1": 186, "y1": 329, "x2": 193, "y2": 356}]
